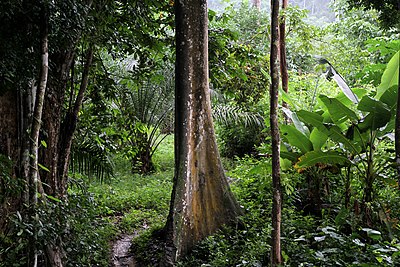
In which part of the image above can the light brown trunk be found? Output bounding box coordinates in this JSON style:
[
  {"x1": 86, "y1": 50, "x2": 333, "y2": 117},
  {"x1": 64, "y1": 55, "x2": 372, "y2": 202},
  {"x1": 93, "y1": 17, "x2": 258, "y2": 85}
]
[
  {"x1": 165, "y1": 0, "x2": 241, "y2": 263},
  {"x1": 253, "y1": 0, "x2": 261, "y2": 10},
  {"x1": 270, "y1": 0, "x2": 282, "y2": 265}
]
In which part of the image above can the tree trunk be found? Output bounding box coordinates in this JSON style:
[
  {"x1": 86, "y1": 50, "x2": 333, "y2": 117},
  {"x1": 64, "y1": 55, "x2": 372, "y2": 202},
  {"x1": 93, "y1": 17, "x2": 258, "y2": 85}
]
[
  {"x1": 58, "y1": 45, "x2": 94, "y2": 183},
  {"x1": 131, "y1": 132, "x2": 155, "y2": 174},
  {"x1": 270, "y1": 0, "x2": 282, "y2": 266},
  {"x1": 279, "y1": 0, "x2": 289, "y2": 123},
  {"x1": 29, "y1": 12, "x2": 48, "y2": 265},
  {"x1": 165, "y1": 0, "x2": 241, "y2": 263},
  {"x1": 396, "y1": 51, "x2": 400, "y2": 190},
  {"x1": 253, "y1": 0, "x2": 261, "y2": 10}
]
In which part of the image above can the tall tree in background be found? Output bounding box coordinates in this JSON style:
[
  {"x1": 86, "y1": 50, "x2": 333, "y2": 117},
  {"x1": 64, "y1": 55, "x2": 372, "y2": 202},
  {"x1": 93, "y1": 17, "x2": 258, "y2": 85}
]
[
  {"x1": 279, "y1": 0, "x2": 289, "y2": 122},
  {"x1": 270, "y1": 0, "x2": 282, "y2": 265},
  {"x1": 253, "y1": 0, "x2": 261, "y2": 10},
  {"x1": 165, "y1": 0, "x2": 241, "y2": 263}
]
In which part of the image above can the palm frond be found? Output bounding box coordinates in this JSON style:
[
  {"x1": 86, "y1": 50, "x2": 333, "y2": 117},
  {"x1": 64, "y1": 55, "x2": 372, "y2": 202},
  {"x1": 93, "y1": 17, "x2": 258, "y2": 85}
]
[
  {"x1": 212, "y1": 104, "x2": 264, "y2": 128},
  {"x1": 70, "y1": 140, "x2": 114, "y2": 183}
]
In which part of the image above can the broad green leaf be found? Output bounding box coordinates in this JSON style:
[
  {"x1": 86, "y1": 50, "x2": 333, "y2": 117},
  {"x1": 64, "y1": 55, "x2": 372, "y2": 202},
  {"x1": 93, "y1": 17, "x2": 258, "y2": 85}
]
[
  {"x1": 335, "y1": 208, "x2": 349, "y2": 226},
  {"x1": 280, "y1": 125, "x2": 313, "y2": 154},
  {"x1": 358, "y1": 96, "x2": 391, "y2": 131},
  {"x1": 282, "y1": 107, "x2": 309, "y2": 136},
  {"x1": 297, "y1": 110, "x2": 327, "y2": 133},
  {"x1": 327, "y1": 125, "x2": 360, "y2": 154},
  {"x1": 330, "y1": 67, "x2": 359, "y2": 104},
  {"x1": 379, "y1": 85, "x2": 398, "y2": 112},
  {"x1": 295, "y1": 150, "x2": 349, "y2": 169},
  {"x1": 376, "y1": 50, "x2": 399, "y2": 99},
  {"x1": 362, "y1": 228, "x2": 381, "y2": 241},
  {"x1": 280, "y1": 151, "x2": 301, "y2": 162},
  {"x1": 336, "y1": 88, "x2": 367, "y2": 107},
  {"x1": 280, "y1": 88, "x2": 298, "y2": 110},
  {"x1": 319, "y1": 95, "x2": 358, "y2": 124},
  {"x1": 310, "y1": 128, "x2": 328, "y2": 151},
  {"x1": 357, "y1": 95, "x2": 390, "y2": 113}
]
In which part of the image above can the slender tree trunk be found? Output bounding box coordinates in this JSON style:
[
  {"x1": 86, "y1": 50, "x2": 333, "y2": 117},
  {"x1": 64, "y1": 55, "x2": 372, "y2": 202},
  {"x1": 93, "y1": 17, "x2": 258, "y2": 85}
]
[
  {"x1": 396, "y1": 51, "x2": 400, "y2": 190},
  {"x1": 253, "y1": 0, "x2": 261, "y2": 10},
  {"x1": 58, "y1": 45, "x2": 94, "y2": 185},
  {"x1": 270, "y1": 0, "x2": 282, "y2": 266},
  {"x1": 279, "y1": 0, "x2": 289, "y2": 123},
  {"x1": 165, "y1": 0, "x2": 241, "y2": 263},
  {"x1": 29, "y1": 11, "x2": 48, "y2": 265}
]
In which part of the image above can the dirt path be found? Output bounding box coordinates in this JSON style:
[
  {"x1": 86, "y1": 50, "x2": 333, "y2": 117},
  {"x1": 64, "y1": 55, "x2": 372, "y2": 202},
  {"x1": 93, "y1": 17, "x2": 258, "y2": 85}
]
[{"x1": 111, "y1": 234, "x2": 136, "y2": 267}]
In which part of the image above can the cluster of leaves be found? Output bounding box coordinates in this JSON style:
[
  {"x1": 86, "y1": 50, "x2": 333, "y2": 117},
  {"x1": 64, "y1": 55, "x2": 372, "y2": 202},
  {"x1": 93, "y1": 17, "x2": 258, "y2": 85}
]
[{"x1": 0, "y1": 187, "x2": 116, "y2": 267}]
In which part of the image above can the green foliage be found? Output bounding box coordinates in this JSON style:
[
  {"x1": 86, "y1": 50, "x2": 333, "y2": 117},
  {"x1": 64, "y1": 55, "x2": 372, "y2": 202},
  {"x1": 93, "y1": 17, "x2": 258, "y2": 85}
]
[
  {"x1": 0, "y1": 154, "x2": 23, "y2": 203},
  {"x1": 345, "y1": 0, "x2": 400, "y2": 29},
  {"x1": 0, "y1": 188, "x2": 116, "y2": 267}
]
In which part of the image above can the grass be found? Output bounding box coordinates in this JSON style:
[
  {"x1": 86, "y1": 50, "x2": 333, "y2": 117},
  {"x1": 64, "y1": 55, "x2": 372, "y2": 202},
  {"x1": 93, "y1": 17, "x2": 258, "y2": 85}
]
[{"x1": 67, "y1": 134, "x2": 174, "y2": 265}]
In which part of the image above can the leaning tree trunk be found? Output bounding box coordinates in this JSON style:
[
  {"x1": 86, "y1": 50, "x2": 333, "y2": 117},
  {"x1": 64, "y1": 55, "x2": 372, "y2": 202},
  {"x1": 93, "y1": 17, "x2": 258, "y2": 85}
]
[
  {"x1": 29, "y1": 12, "x2": 49, "y2": 265},
  {"x1": 270, "y1": 0, "x2": 282, "y2": 266},
  {"x1": 165, "y1": 0, "x2": 241, "y2": 264}
]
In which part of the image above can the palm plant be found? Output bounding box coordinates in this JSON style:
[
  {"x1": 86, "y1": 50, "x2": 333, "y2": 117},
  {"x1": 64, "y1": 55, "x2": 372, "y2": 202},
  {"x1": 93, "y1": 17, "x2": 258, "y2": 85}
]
[{"x1": 115, "y1": 65, "x2": 174, "y2": 174}]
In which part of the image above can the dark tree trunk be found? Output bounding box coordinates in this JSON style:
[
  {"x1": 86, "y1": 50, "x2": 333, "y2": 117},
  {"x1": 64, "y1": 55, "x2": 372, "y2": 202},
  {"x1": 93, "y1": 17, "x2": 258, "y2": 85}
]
[
  {"x1": 279, "y1": 0, "x2": 289, "y2": 123},
  {"x1": 58, "y1": 45, "x2": 94, "y2": 184},
  {"x1": 270, "y1": 0, "x2": 282, "y2": 266},
  {"x1": 165, "y1": 0, "x2": 241, "y2": 263},
  {"x1": 305, "y1": 170, "x2": 322, "y2": 217},
  {"x1": 131, "y1": 132, "x2": 155, "y2": 174}
]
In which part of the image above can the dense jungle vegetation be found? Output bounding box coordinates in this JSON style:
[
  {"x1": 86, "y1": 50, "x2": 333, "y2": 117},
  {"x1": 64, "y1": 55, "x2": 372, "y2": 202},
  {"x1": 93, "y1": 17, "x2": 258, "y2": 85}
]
[{"x1": 0, "y1": 0, "x2": 399, "y2": 266}]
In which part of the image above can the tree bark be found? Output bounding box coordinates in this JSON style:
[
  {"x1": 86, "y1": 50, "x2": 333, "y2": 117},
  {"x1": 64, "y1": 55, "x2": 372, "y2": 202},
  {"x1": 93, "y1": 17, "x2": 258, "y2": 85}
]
[
  {"x1": 29, "y1": 12, "x2": 48, "y2": 265},
  {"x1": 165, "y1": 0, "x2": 241, "y2": 263},
  {"x1": 396, "y1": 51, "x2": 400, "y2": 190},
  {"x1": 279, "y1": 0, "x2": 289, "y2": 123},
  {"x1": 253, "y1": 0, "x2": 261, "y2": 10},
  {"x1": 58, "y1": 45, "x2": 94, "y2": 185},
  {"x1": 270, "y1": 0, "x2": 282, "y2": 266}
]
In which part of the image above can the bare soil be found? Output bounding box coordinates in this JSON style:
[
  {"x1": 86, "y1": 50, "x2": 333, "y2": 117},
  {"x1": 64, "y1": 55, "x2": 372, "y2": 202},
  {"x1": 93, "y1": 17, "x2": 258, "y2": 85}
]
[{"x1": 111, "y1": 234, "x2": 136, "y2": 267}]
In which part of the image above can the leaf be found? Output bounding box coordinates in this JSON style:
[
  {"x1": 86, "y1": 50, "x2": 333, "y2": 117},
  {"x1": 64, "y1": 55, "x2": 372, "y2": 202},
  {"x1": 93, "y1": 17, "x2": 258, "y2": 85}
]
[
  {"x1": 379, "y1": 85, "x2": 398, "y2": 113},
  {"x1": 38, "y1": 163, "x2": 50, "y2": 172},
  {"x1": 327, "y1": 125, "x2": 360, "y2": 154},
  {"x1": 376, "y1": 50, "x2": 399, "y2": 99},
  {"x1": 295, "y1": 151, "x2": 349, "y2": 169},
  {"x1": 362, "y1": 228, "x2": 382, "y2": 240},
  {"x1": 314, "y1": 236, "x2": 326, "y2": 242},
  {"x1": 310, "y1": 128, "x2": 328, "y2": 151},
  {"x1": 281, "y1": 107, "x2": 309, "y2": 136},
  {"x1": 357, "y1": 96, "x2": 391, "y2": 131},
  {"x1": 329, "y1": 66, "x2": 359, "y2": 104},
  {"x1": 280, "y1": 88, "x2": 298, "y2": 110},
  {"x1": 319, "y1": 95, "x2": 358, "y2": 124},
  {"x1": 335, "y1": 208, "x2": 349, "y2": 226},
  {"x1": 336, "y1": 88, "x2": 367, "y2": 107},
  {"x1": 297, "y1": 110, "x2": 327, "y2": 133},
  {"x1": 41, "y1": 140, "x2": 47, "y2": 148},
  {"x1": 46, "y1": 194, "x2": 61, "y2": 203},
  {"x1": 280, "y1": 125, "x2": 313, "y2": 154},
  {"x1": 280, "y1": 151, "x2": 301, "y2": 162}
]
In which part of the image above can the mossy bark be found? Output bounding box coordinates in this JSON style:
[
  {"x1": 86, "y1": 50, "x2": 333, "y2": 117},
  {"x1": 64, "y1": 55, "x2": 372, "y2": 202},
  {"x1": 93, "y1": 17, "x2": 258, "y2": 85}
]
[{"x1": 165, "y1": 0, "x2": 241, "y2": 263}]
